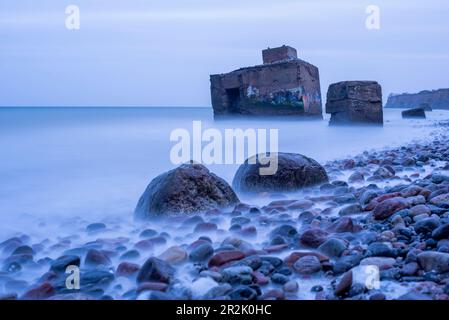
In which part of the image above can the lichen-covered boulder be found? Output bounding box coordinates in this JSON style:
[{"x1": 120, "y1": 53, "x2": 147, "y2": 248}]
[
  {"x1": 134, "y1": 163, "x2": 239, "y2": 219},
  {"x1": 232, "y1": 153, "x2": 328, "y2": 193}
]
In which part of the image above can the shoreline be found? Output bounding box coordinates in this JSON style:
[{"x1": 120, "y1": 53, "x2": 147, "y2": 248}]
[{"x1": 0, "y1": 121, "x2": 448, "y2": 300}]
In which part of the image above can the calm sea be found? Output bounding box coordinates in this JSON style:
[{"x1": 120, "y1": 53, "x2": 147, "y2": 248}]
[{"x1": 0, "y1": 107, "x2": 447, "y2": 227}]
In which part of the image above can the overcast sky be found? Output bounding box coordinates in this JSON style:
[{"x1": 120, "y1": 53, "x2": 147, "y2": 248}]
[{"x1": 0, "y1": 0, "x2": 448, "y2": 107}]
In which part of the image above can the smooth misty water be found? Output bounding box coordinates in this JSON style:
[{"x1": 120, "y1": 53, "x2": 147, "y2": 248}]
[{"x1": 0, "y1": 107, "x2": 448, "y2": 238}]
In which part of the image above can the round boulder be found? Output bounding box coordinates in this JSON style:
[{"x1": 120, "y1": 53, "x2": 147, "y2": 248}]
[
  {"x1": 135, "y1": 163, "x2": 239, "y2": 219},
  {"x1": 232, "y1": 153, "x2": 328, "y2": 193}
]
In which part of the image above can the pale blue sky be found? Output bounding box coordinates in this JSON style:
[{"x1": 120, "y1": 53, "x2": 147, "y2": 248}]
[{"x1": 0, "y1": 0, "x2": 448, "y2": 107}]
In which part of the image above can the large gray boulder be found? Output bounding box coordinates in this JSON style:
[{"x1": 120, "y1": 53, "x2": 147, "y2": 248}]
[
  {"x1": 135, "y1": 163, "x2": 239, "y2": 219},
  {"x1": 326, "y1": 81, "x2": 383, "y2": 125},
  {"x1": 232, "y1": 153, "x2": 328, "y2": 193}
]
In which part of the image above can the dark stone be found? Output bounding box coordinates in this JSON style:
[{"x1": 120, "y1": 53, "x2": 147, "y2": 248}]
[
  {"x1": 189, "y1": 243, "x2": 214, "y2": 262},
  {"x1": 430, "y1": 193, "x2": 449, "y2": 206},
  {"x1": 136, "y1": 258, "x2": 175, "y2": 284},
  {"x1": 311, "y1": 285, "x2": 323, "y2": 292},
  {"x1": 367, "y1": 242, "x2": 395, "y2": 257},
  {"x1": 380, "y1": 268, "x2": 401, "y2": 281},
  {"x1": 85, "y1": 249, "x2": 112, "y2": 268},
  {"x1": 260, "y1": 256, "x2": 283, "y2": 269},
  {"x1": 414, "y1": 218, "x2": 440, "y2": 234},
  {"x1": 373, "y1": 167, "x2": 394, "y2": 179},
  {"x1": 22, "y1": 282, "x2": 55, "y2": 300},
  {"x1": 334, "y1": 255, "x2": 363, "y2": 274},
  {"x1": 360, "y1": 190, "x2": 382, "y2": 205},
  {"x1": 417, "y1": 252, "x2": 449, "y2": 273},
  {"x1": 229, "y1": 286, "x2": 258, "y2": 301},
  {"x1": 222, "y1": 266, "x2": 253, "y2": 285},
  {"x1": 397, "y1": 291, "x2": 432, "y2": 300},
  {"x1": 182, "y1": 216, "x2": 204, "y2": 227},
  {"x1": 299, "y1": 229, "x2": 329, "y2": 248},
  {"x1": 373, "y1": 197, "x2": 409, "y2": 220},
  {"x1": 402, "y1": 108, "x2": 426, "y2": 119},
  {"x1": 204, "y1": 284, "x2": 233, "y2": 299},
  {"x1": 208, "y1": 251, "x2": 245, "y2": 267},
  {"x1": 333, "y1": 180, "x2": 349, "y2": 187},
  {"x1": 0, "y1": 293, "x2": 18, "y2": 300},
  {"x1": 50, "y1": 255, "x2": 80, "y2": 273},
  {"x1": 271, "y1": 273, "x2": 289, "y2": 284},
  {"x1": 135, "y1": 163, "x2": 239, "y2": 219},
  {"x1": 335, "y1": 270, "x2": 353, "y2": 296},
  {"x1": 3, "y1": 261, "x2": 22, "y2": 273},
  {"x1": 293, "y1": 256, "x2": 322, "y2": 274},
  {"x1": 429, "y1": 175, "x2": 449, "y2": 184},
  {"x1": 11, "y1": 245, "x2": 34, "y2": 256},
  {"x1": 269, "y1": 225, "x2": 298, "y2": 239},
  {"x1": 81, "y1": 271, "x2": 115, "y2": 288},
  {"x1": 327, "y1": 217, "x2": 356, "y2": 233},
  {"x1": 238, "y1": 256, "x2": 263, "y2": 270},
  {"x1": 334, "y1": 194, "x2": 357, "y2": 204},
  {"x1": 257, "y1": 261, "x2": 275, "y2": 276},
  {"x1": 139, "y1": 229, "x2": 158, "y2": 238},
  {"x1": 232, "y1": 153, "x2": 328, "y2": 193},
  {"x1": 318, "y1": 238, "x2": 347, "y2": 257},
  {"x1": 231, "y1": 217, "x2": 251, "y2": 226},
  {"x1": 3, "y1": 247, "x2": 27, "y2": 261},
  {"x1": 86, "y1": 223, "x2": 106, "y2": 233},
  {"x1": 116, "y1": 262, "x2": 140, "y2": 277},
  {"x1": 348, "y1": 283, "x2": 366, "y2": 297},
  {"x1": 194, "y1": 222, "x2": 218, "y2": 233},
  {"x1": 444, "y1": 284, "x2": 449, "y2": 295},
  {"x1": 143, "y1": 291, "x2": 174, "y2": 300},
  {"x1": 370, "y1": 293, "x2": 386, "y2": 300},
  {"x1": 432, "y1": 224, "x2": 449, "y2": 240},
  {"x1": 348, "y1": 171, "x2": 365, "y2": 183},
  {"x1": 120, "y1": 250, "x2": 140, "y2": 261},
  {"x1": 339, "y1": 204, "x2": 362, "y2": 216},
  {"x1": 298, "y1": 211, "x2": 316, "y2": 224}
]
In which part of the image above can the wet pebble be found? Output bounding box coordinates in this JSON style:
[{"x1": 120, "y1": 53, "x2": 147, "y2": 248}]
[
  {"x1": 50, "y1": 255, "x2": 80, "y2": 274},
  {"x1": 222, "y1": 266, "x2": 253, "y2": 285},
  {"x1": 208, "y1": 251, "x2": 245, "y2": 267},
  {"x1": 158, "y1": 246, "x2": 187, "y2": 264},
  {"x1": 189, "y1": 243, "x2": 214, "y2": 262},
  {"x1": 85, "y1": 249, "x2": 112, "y2": 268},
  {"x1": 299, "y1": 229, "x2": 329, "y2": 248},
  {"x1": 120, "y1": 250, "x2": 140, "y2": 261},
  {"x1": 318, "y1": 238, "x2": 347, "y2": 258},
  {"x1": 139, "y1": 229, "x2": 158, "y2": 238},
  {"x1": 86, "y1": 223, "x2": 106, "y2": 233},
  {"x1": 116, "y1": 262, "x2": 140, "y2": 277},
  {"x1": 136, "y1": 258, "x2": 175, "y2": 284},
  {"x1": 293, "y1": 256, "x2": 322, "y2": 275}
]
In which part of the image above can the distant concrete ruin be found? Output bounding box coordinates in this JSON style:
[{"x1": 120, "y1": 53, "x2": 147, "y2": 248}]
[
  {"x1": 402, "y1": 107, "x2": 426, "y2": 119},
  {"x1": 210, "y1": 45, "x2": 322, "y2": 118}
]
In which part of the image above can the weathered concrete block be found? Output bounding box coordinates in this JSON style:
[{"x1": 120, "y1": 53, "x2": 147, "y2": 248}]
[
  {"x1": 262, "y1": 46, "x2": 298, "y2": 64},
  {"x1": 402, "y1": 107, "x2": 426, "y2": 119},
  {"x1": 326, "y1": 81, "x2": 383, "y2": 125},
  {"x1": 210, "y1": 46, "x2": 323, "y2": 118}
]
